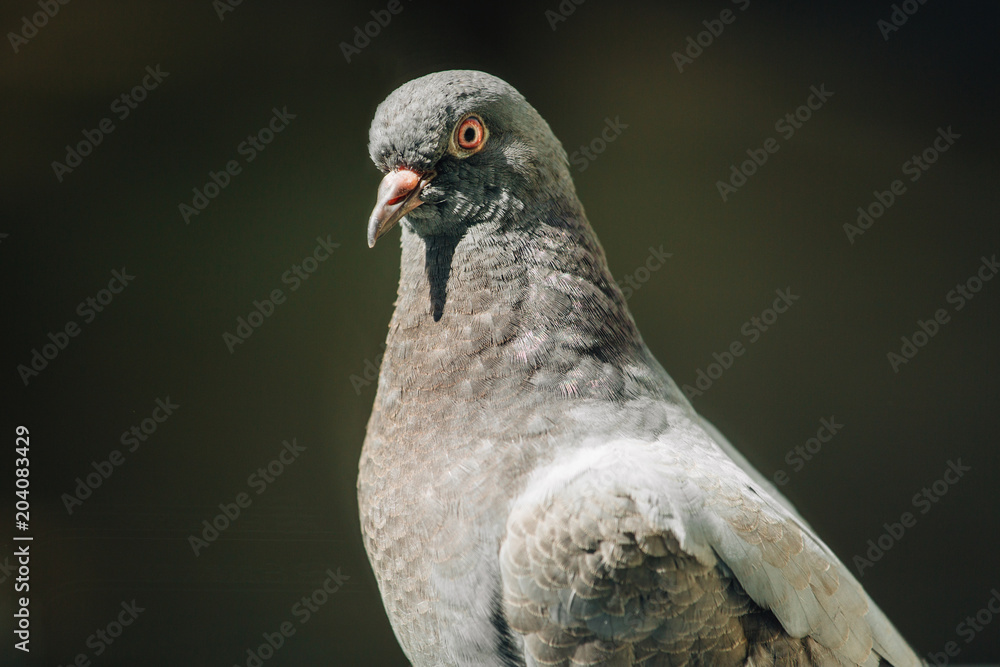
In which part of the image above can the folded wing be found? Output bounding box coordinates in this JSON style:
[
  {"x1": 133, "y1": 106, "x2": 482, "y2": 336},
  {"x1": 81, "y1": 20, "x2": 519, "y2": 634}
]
[{"x1": 500, "y1": 435, "x2": 919, "y2": 666}]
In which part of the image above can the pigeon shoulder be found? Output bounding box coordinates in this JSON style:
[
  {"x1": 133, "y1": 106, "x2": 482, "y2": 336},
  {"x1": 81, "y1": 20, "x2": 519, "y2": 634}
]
[{"x1": 498, "y1": 420, "x2": 920, "y2": 666}]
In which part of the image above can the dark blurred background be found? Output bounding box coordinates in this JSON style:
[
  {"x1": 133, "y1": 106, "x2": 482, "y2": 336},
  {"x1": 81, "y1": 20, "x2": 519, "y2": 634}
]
[{"x1": 1, "y1": 1, "x2": 998, "y2": 665}]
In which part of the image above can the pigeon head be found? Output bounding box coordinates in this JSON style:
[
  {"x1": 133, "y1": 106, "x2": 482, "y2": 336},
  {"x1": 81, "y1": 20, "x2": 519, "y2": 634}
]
[{"x1": 366, "y1": 70, "x2": 573, "y2": 247}]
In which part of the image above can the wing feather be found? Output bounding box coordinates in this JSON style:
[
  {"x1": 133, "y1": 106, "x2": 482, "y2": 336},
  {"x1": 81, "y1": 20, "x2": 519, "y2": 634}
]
[{"x1": 500, "y1": 436, "x2": 919, "y2": 666}]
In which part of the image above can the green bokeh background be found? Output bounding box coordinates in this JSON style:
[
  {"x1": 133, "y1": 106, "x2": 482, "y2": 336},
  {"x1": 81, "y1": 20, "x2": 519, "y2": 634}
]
[{"x1": 2, "y1": 1, "x2": 998, "y2": 664}]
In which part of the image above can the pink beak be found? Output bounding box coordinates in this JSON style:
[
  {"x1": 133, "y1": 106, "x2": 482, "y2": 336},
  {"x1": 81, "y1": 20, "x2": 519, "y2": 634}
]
[{"x1": 367, "y1": 167, "x2": 436, "y2": 248}]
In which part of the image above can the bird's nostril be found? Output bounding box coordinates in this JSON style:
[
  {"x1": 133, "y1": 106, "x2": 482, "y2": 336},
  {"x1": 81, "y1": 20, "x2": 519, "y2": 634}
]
[{"x1": 386, "y1": 194, "x2": 408, "y2": 206}]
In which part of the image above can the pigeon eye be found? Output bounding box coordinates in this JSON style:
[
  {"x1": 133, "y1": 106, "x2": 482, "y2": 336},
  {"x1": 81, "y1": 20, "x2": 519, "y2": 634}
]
[
  {"x1": 450, "y1": 114, "x2": 488, "y2": 157},
  {"x1": 458, "y1": 118, "x2": 483, "y2": 148}
]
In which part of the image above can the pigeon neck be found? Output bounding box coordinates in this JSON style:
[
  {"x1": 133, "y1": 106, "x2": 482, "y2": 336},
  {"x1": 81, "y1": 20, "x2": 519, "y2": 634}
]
[{"x1": 381, "y1": 204, "x2": 667, "y2": 404}]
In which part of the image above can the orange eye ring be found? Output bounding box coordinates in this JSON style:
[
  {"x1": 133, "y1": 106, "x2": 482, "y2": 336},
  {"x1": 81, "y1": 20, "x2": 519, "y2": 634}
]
[{"x1": 450, "y1": 114, "x2": 488, "y2": 156}]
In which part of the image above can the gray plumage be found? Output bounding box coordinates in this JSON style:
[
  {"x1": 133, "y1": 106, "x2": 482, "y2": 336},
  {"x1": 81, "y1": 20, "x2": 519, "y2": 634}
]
[{"x1": 358, "y1": 70, "x2": 918, "y2": 667}]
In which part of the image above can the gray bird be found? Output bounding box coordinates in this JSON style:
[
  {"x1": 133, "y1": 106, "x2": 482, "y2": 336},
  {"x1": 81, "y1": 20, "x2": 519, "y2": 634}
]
[{"x1": 359, "y1": 70, "x2": 919, "y2": 667}]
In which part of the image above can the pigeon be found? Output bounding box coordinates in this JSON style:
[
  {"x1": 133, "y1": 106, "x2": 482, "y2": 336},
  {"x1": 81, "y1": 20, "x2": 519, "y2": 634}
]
[{"x1": 358, "y1": 70, "x2": 919, "y2": 667}]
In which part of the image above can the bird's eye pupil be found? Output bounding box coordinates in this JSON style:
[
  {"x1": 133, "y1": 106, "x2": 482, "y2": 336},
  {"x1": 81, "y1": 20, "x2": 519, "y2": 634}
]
[{"x1": 464, "y1": 128, "x2": 475, "y2": 142}]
